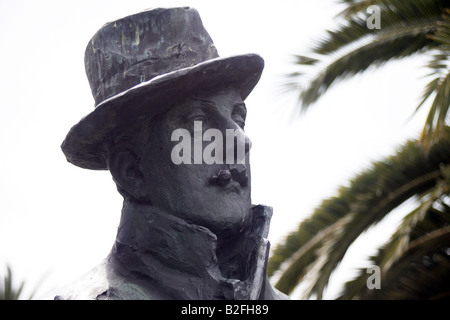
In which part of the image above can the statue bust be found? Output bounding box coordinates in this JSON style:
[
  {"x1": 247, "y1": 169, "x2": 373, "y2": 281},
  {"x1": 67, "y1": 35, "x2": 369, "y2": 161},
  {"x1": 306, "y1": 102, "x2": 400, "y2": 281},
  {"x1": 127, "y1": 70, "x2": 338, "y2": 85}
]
[{"x1": 57, "y1": 7, "x2": 287, "y2": 300}]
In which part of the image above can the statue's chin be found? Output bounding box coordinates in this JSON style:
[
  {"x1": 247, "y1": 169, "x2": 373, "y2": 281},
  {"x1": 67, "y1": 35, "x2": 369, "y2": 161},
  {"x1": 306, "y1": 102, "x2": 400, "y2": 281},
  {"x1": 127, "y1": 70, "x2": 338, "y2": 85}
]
[
  {"x1": 150, "y1": 184, "x2": 252, "y2": 236},
  {"x1": 198, "y1": 203, "x2": 253, "y2": 239}
]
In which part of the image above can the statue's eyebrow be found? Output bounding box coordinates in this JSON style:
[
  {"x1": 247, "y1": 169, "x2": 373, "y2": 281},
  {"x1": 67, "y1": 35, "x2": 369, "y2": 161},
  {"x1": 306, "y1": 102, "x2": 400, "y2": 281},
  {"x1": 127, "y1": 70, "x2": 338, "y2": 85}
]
[
  {"x1": 186, "y1": 99, "x2": 247, "y2": 118},
  {"x1": 178, "y1": 99, "x2": 214, "y2": 118},
  {"x1": 196, "y1": 99, "x2": 216, "y2": 108}
]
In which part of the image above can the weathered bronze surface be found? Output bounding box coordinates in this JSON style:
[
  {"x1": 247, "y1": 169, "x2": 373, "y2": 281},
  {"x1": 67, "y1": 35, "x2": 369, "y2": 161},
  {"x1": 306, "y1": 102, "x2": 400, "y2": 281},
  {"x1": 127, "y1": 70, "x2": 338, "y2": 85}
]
[{"x1": 58, "y1": 7, "x2": 287, "y2": 300}]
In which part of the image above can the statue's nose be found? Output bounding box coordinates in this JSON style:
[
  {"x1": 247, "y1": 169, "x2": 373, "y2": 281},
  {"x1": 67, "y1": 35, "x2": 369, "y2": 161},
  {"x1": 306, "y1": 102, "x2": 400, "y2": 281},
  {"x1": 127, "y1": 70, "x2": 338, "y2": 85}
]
[{"x1": 223, "y1": 126, "x2": 252, "y2": 165}]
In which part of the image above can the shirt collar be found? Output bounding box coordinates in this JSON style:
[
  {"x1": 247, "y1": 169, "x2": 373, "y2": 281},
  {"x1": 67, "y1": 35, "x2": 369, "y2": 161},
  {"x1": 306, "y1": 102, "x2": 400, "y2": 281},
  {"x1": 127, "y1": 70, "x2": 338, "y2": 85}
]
[{"x1": 111, "y1": 202, "x2": 273, "y2": 299}]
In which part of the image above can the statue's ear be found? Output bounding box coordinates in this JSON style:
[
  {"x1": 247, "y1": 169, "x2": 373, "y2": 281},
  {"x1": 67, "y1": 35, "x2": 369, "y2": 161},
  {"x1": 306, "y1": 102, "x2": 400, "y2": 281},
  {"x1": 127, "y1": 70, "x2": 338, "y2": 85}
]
[{"x1": 107, "y1": 145, "x2": 146, "y2": 200}]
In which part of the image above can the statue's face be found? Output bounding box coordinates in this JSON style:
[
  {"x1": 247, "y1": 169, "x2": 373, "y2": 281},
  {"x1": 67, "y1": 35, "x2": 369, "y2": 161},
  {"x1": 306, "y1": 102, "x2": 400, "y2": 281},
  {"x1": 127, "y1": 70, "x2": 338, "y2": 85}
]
[{"x1": 139, "y1": 88, "x2": 252, "y2": 237}]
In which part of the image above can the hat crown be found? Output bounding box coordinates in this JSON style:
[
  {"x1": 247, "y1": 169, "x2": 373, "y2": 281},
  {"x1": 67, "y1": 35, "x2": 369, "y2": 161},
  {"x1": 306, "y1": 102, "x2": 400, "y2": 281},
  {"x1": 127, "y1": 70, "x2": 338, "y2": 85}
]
[{"x1": 85, "y1": 7, "x2": 219, "y2": 106}]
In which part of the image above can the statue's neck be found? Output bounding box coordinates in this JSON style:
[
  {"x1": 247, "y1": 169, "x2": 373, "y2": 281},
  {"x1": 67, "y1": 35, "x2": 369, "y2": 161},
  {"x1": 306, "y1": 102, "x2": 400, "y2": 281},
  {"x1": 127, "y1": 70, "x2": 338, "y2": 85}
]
[
  {"x1": 114, "y1": 200, "x2": 220, "y2": 275},
  {"x1": 110, "y1": 200, "x2": 272, "y2": 299}
]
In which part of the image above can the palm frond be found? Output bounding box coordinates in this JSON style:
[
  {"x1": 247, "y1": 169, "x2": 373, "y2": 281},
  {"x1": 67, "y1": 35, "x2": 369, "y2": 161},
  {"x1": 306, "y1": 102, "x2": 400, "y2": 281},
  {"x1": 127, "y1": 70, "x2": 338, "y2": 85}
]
[
  {"x1": 295, "y1": 18, "x2": 439, "y2": 110},
  {"x1": 0, "y1": 264, "x2": 42, "y2": 300},
  {"x1": 267, "y1": 192, "x2": 352, "y2": 277},
  {"x1": 418, "y1": 11, "x2": 450, "y2": 148},
  {"x1": 271, "y1": 215, "x2": 352, "y2": 299},
  {"x1": 338, "y1": 173, "x2": 450, "y2": 299},
  {"x1": 285, "y1": 0, "x2": 449, "y2": 146},
  {"x1": 319, "y1": 0, "x2": 444, "y2": 55},
  {"x1": 269, "y1": 127, "x2": 450, "y2": 298},
  {"x1": 340, "y1": 224, "x2": 450, "y2": 299},
  {"x1": 1, "y1": 265, "x2": 24, "y2": 300},
  {"x1": 338, "y1": 0, "x2": 446, "y2": 20}
]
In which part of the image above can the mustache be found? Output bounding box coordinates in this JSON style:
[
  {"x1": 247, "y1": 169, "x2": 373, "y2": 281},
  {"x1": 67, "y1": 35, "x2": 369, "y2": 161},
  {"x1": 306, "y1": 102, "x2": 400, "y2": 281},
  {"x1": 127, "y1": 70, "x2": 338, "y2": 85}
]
[{"x1": 210, "y1": 164, "x2": 248, "y2": 187}]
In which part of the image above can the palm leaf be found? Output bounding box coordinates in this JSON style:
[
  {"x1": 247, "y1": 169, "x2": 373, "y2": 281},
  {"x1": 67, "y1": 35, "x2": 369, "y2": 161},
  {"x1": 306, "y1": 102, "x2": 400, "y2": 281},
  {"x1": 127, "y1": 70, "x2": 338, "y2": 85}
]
[
  {"x1": 0, "y1": 264, "x2": 42, "y2": 300},
  {"x1": 276, "y1": 0, "x2": 450, "y2": 300},
  {"x1": 1, "y1": 265, "x2": 24, "y2": 300},
  {"x1": 318, "y1": 0, "x2": 444, "y2": 55},
  {"x1": 295, "y1": 18, "x2": 439, "y2": 109},
  {"x1": 338, "y1": 175, "x2": 450, "y2": 299},
  {"x1": 340, "y1": 224, "x2": 450, "y2": 299},
  {"x1": 269, "y1": 127, "x2": 450, "y2": 298},
  {"x1": 417, "y1": 12, "x2": 450, "y2": 148},
  {"x1": 285, "y1": 0, "x2": 449, "y2": 146}
]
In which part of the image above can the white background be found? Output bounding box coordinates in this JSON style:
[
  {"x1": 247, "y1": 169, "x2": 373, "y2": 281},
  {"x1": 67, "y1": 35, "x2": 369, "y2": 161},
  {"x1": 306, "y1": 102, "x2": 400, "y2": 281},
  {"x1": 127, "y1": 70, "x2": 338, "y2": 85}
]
[{"x1": 0, "y1": 0, "x2": 430, "y2": 299}]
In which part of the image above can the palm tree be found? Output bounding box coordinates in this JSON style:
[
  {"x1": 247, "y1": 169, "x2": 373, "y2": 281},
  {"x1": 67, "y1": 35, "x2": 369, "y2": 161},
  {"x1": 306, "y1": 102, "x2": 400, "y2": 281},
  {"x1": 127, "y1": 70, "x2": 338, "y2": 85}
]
[
  {"x1": 285, "y1": 0, "x2": 449, "y2": 149},
  {"x1": 0, "y1": 265, "x2": 40, "y2": 300},
  {"x1": 268, "y1": 130, "x2": 450, "y2": 299},
  {"x1": 268, "y1": 0, "x2": 450, "y2": 299}
]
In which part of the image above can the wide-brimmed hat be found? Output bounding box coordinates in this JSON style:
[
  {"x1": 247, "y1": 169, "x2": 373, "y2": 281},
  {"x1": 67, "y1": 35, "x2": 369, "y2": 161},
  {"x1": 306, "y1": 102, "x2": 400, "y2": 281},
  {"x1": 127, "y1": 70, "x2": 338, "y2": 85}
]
[{"x1": 61, "y1": 7, "x2": 264, "y2": 170}]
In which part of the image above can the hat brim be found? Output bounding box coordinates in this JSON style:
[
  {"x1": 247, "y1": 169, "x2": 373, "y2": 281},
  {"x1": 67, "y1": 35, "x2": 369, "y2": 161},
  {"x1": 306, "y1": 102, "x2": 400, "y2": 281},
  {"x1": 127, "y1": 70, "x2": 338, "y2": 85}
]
[{"x1": 61, "y1": 54, "x2": 264, "y2": 170}]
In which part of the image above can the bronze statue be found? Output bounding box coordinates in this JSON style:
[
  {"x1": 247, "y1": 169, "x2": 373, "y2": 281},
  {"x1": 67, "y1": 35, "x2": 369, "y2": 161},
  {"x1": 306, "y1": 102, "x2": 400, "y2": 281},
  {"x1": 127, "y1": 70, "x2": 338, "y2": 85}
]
[{"x1": 57, "y1": 7, "x2": 287, "y2": 300}]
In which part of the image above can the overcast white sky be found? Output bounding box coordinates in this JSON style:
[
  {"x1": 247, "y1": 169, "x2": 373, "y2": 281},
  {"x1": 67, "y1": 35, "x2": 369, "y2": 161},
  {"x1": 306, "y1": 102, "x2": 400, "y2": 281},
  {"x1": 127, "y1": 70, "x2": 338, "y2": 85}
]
[{"x1": 0, "y1": 0, "x2": 431, "y2": 299}]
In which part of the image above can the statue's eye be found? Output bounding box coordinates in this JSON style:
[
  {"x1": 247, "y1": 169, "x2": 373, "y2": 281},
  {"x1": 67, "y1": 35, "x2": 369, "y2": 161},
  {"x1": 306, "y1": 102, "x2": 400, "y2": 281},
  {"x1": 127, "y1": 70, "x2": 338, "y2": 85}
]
[{"x1": 188, "y1": 114, "x2": 207, "y2": 123}]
